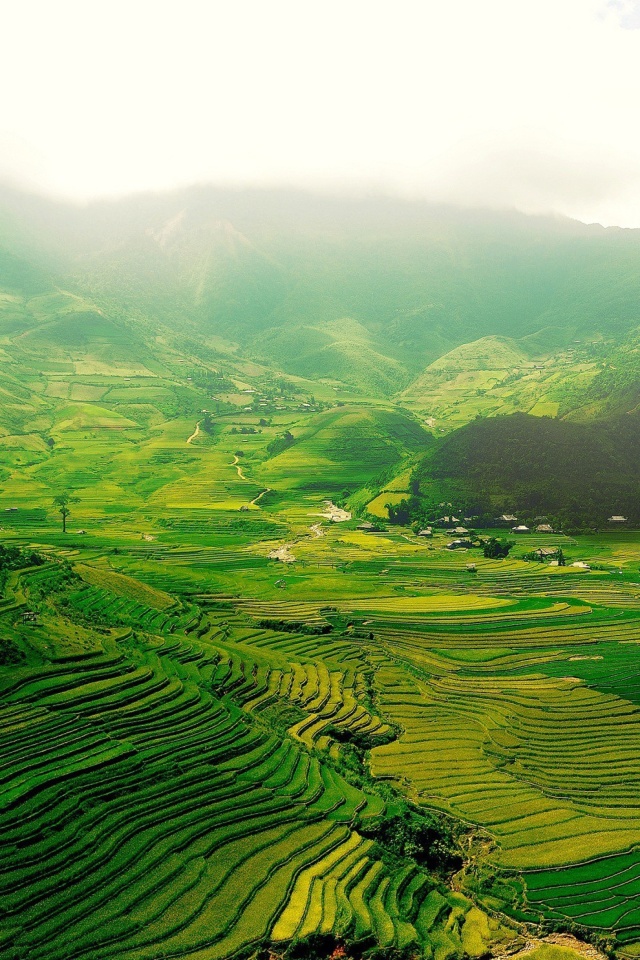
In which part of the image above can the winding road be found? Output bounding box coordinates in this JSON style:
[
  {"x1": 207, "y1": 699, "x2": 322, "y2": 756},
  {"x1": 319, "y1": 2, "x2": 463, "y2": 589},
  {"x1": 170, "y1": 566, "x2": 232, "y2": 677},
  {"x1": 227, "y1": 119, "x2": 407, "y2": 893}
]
[
  {"x1": 231, "y1": 455, "x2": 248, "y2": 480},
  {"x1": 186, "y1": 421, "x2": 201, "y2": 444}
]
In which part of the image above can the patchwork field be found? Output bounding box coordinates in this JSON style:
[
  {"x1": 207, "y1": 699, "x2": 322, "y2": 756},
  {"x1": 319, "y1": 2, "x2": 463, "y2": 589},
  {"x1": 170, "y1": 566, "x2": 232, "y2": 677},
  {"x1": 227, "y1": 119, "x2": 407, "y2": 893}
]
[{"x1": 1, "y1": 294, "x2": 640, "y2": 959}]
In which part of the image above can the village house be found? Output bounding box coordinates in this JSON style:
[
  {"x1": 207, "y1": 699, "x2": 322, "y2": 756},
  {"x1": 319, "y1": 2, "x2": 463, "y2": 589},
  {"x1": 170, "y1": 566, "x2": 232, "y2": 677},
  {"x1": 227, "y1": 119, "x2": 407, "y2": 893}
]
[
  {"x1": 437, "y1": 515, "x2": 460, "y2": 525},
  {"x1": 533, "y1": 547, "x2": 559, "y2": 560}
]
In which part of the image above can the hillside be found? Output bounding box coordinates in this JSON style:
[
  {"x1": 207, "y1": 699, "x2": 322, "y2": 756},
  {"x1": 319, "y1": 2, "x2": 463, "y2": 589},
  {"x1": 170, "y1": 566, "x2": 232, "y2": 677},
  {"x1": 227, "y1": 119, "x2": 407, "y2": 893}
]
[
  {"x1": 4, "y1": 186, "x2": 640, "y2": 960},
  {"x1": 420, "y1": 336, "x2": 530, "y2": 373},
  {"x1": 258, "y1": 405, "x2": 430, "y2": 495},
  {"x1": 414, "y1": 412, "x2": 640, "y2": 527},
  {"x1": 564, "y1": 331, "x2": 640, "y2": 418},
  {"x1": 2, "y1": 185, "x2": 640, "y2": 397}
]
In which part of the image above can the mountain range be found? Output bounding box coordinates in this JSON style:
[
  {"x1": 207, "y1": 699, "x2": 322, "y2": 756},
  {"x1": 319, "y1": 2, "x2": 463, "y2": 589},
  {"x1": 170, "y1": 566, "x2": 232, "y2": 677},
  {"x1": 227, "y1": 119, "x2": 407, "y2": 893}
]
[{"x1": 1, "y1": 183, "x2": 639, "y2": 524}]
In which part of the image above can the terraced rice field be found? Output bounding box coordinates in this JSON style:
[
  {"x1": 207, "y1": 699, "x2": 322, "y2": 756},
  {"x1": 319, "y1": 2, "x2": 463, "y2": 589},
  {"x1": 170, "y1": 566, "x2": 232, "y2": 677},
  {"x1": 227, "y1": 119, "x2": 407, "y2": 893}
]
[
  {"x1": 2, "y1": 353, "x2": 640, "y2": 957},
  {"x1": 1, "y1": 563, "x2": 518, "y2": 960},
  {"x1": 2, "y1": 535, "x2": 640, "y2": 959}
]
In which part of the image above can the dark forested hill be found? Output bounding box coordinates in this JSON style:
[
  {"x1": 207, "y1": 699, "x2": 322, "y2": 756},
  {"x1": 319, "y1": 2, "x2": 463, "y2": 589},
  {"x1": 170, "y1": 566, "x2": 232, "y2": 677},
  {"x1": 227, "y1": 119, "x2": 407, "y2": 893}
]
[{"x1": 414, "y1": 412, "x2": 640, "y2": 528}]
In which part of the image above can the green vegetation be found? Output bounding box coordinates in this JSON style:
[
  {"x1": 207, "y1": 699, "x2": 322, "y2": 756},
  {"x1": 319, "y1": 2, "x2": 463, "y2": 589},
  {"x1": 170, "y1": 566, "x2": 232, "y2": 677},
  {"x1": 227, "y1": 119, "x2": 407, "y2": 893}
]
[
  {"x1": 483, "y1": 537, "x2": 514, "y2": 559},
  {"x1": 412, "y1": 412, "x2": 640, "y2": 529},
  {"x1": 52, "y1": 491, "x2": 79, "y2": 533},
  {"x1": 267, "y1": 429, "x2": 296, "y2": 457},
  {"x1": 0, "y1": 544, "x2": 44, "y2": 584},
  {"x1": 1, "y1": 184, "x2": 640, "y2": 960},
  {"x1": 360, "y1": 806, "x2": 464, "y2": 876}
]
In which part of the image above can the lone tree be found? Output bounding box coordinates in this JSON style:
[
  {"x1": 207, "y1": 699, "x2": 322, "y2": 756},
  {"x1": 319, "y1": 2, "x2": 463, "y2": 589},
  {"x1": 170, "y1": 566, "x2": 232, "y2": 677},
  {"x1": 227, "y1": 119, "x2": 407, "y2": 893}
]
[
  {"x1": 53, "y1": 493, "x2": 78, "y2": 534},
  {"x1": 482, "y1": 537, "x2": 514, "y2": 560}
]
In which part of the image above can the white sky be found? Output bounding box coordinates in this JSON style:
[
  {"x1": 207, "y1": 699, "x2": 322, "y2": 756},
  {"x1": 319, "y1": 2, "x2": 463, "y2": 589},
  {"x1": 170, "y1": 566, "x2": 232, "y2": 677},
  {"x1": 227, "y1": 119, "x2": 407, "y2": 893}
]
[{"x1": 2, "y1": 0, "x2": 640, "y2": 225}]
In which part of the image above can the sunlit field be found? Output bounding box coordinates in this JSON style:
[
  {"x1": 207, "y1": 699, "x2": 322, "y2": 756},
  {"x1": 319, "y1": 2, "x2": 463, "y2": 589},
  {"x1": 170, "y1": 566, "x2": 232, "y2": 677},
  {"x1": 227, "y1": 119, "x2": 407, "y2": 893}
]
[
  {"x1": 1, "y1": 339, "x2": 639, "y2": 960},
  {"x1": 2, "y1": 185, "x2": 640, "y2": 960}
]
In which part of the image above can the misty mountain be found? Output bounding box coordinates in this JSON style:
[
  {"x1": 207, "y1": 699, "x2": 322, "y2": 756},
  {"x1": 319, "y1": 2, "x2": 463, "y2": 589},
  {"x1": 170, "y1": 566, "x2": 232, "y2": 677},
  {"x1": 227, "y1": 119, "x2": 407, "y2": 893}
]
[{"x1": 1, "y1": 184, "x2": 640, "y2": 395}]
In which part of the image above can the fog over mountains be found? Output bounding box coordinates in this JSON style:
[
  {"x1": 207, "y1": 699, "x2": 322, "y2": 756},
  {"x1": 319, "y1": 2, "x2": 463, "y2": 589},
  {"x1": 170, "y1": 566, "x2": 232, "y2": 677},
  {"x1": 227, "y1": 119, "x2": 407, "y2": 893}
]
[{"x1": 1, "y1": 183, "x2": 640, "y2": 396}]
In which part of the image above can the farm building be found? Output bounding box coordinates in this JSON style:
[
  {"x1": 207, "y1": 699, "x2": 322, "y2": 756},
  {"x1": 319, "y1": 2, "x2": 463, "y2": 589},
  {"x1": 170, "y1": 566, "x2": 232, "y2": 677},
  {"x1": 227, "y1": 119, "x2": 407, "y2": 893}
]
[
  {"x1": 512, "y1": 525, "x2": 530, "y2": 533},
  {"x1": 536, "y1": 523, "x2": 554, "y2": 533},
  {"x1": 608, "y1": 515, "x2": 628, "y2": 522},
  {"x1": 534, "y1": 547, "x2": 560, "y2": 560},
  {"x1": 446, "y1": 539, "x2": 474, "y2": 550},
  {"x1": 417, "y1": 527, "x2": 433, "y2": 537}
]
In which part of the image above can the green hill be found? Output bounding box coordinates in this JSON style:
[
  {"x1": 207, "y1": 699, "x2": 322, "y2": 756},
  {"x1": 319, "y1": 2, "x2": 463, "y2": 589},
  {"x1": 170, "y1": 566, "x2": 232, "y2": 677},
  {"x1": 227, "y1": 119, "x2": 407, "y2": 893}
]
[
  {"x1": 255, "y1": 317, "x2": 408, "y2": 395},
  {"x1": 3, "y1": 185, "x2": 640, "y2": 395},
  {"x1": 259, "y1": 405, "x2": 430, "y2": 494},
  {"x1": 5, "y1": 186, "x2": 640, "y2": 960},
  {"x1": 414, "y1": 411, "x2": 640, "y2": 528},
  {"x1": 563, "y1": 331, "x2": 640, "y2": 419},
  {"x1": 421, "y1": 335, "x2": 530, "y2": 373}
]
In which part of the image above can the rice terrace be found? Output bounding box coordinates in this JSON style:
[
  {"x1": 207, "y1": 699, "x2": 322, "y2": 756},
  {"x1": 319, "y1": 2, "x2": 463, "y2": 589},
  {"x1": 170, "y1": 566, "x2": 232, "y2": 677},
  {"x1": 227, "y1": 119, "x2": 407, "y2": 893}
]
[{"x1": 2, "y1": 185, "x2": 640, "y2": 960}]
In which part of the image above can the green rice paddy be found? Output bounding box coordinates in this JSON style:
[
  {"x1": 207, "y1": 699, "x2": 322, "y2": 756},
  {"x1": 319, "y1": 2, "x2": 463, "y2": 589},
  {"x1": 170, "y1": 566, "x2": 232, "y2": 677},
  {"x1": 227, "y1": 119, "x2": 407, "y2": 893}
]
[{"x1": 1, "y1": 328, "x2": 639, "y2": 959}]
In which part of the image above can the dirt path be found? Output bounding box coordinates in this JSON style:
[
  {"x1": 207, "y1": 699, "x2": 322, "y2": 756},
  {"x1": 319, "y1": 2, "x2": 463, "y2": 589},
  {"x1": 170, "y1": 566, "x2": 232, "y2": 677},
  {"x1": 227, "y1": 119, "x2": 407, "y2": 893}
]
[
  {"x1": 317, "y1": 501, "x2": 351, "y2": 522},
  {"x1": 186, "y1": 421, "x2": 201, "y2": 444},
  {"x1": 310, "y1": 523, "x2": 324, "y2": 538},
  {"x1": 268, "y1": 545, "x2": 296, "y2": 563},
  {"x1": 496, "y1": 935, "x2": 607, "y2": 960},
  {"x1": 231, "y1": 455, "x2": 248, "y2": 480},
  {"x1": 251, "y1": 488, "x2": 271, "y2": 506}
]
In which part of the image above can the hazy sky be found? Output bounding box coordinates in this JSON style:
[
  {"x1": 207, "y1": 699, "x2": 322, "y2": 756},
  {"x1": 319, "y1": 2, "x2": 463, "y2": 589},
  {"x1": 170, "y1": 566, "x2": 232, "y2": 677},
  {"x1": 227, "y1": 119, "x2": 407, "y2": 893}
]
[{"x1": 2, "y1": 0, "x2": 640, "y2": 226}]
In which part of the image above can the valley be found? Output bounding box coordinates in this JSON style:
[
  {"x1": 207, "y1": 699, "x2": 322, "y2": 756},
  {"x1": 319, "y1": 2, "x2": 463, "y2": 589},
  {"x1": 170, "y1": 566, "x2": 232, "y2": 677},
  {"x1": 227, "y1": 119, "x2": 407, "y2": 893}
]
[{"x1": 1, "y1": 187, "x2": 640, "y2": 960}]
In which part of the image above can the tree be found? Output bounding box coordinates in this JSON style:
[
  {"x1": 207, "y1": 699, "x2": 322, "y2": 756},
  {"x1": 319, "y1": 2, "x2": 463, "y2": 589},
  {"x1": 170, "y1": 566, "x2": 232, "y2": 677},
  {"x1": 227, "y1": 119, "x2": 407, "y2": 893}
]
[
  {"x1": 387, "y1": 499, "x2": 411, "y2": 525},
  {"x1": 266, "y1": 430, "x2": 294, "y2": 457},
  {"x1": 53, "y1": 493, "x2": 78, "y2": 534},
  {"x1": 201, "y1": 412, "x2": 214, "y2": 434},
  {"x1": 482, "y1": 537, "x2": 514, "y2": 559}
]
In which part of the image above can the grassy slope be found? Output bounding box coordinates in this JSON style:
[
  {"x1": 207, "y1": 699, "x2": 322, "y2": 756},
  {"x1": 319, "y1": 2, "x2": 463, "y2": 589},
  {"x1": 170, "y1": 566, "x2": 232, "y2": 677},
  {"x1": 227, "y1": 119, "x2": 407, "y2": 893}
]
[
  {"x1": 3, "y1": 184, "x2": 640, "y2": 394},
  {"x1": 258, "y1": 405, "x2": 430, "y2": 495},
  {"x1": 2, "y1": 189, "x2": 640, "y2": 958}
]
